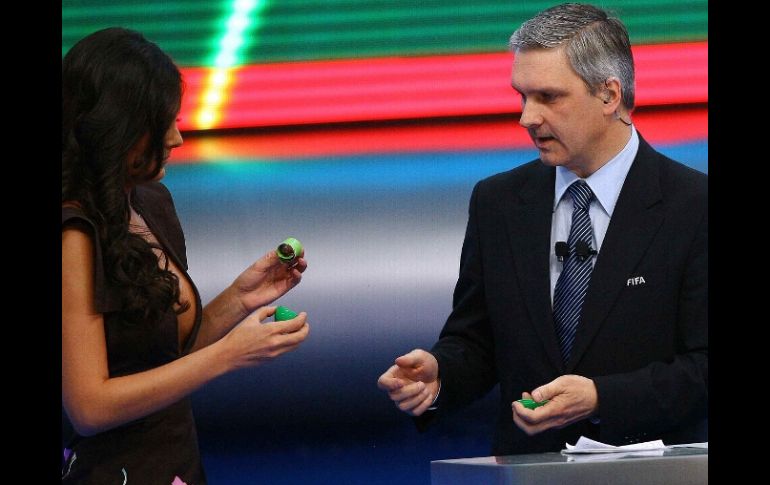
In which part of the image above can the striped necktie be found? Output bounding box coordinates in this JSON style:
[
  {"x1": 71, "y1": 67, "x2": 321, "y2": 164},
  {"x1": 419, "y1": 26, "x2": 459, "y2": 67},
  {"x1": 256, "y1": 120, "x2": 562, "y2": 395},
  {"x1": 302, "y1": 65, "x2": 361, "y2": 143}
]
[{"x1": 553, "y1": 180, "x2": 595, "y2": 365}]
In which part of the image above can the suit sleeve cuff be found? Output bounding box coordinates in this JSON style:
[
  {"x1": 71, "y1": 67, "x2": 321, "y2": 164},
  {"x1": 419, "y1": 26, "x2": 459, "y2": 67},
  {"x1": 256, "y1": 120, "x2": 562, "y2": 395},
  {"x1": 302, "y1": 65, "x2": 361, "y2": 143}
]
[{"x1": 426, "y1": 380, "x2": 442, "y2": 410}]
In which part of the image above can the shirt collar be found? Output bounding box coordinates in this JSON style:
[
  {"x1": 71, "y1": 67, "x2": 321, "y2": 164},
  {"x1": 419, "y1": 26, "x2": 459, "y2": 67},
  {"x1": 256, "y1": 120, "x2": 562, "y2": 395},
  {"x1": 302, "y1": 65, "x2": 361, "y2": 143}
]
[{"x1": 553, "y1": 126, "x2": 639, "y2": 217}]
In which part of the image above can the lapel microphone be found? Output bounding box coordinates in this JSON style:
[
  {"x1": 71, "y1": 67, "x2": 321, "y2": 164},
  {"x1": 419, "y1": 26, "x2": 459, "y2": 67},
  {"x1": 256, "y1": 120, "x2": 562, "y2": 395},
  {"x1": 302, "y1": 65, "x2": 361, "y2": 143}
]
[
  {"x1": 555, "y1": 241, "x2": 569, "y2": 262},
  {"x1": 555, "y1": 241, "x2": 597, "y2": 263},
  {"x1": 575, "y1": 240, "x2": 598, "y2": 262}
]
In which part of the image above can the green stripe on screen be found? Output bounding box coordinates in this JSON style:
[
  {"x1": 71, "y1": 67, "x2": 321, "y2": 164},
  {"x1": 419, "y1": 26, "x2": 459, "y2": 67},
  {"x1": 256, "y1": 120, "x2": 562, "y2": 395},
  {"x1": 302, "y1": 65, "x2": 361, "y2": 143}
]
[{"x1": 62, "y1": 0, "x2": 707, "y2": 66}]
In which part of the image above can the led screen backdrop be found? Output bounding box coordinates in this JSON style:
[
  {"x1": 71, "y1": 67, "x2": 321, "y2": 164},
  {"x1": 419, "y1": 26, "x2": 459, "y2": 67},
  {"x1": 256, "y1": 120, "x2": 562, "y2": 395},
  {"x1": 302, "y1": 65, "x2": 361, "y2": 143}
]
[
  {"x1": 62, "y1": 2, "x2": 707, "y2": 483},
  {"x1": 63, "y1": 0, "x2": 707, "y2": 130}
]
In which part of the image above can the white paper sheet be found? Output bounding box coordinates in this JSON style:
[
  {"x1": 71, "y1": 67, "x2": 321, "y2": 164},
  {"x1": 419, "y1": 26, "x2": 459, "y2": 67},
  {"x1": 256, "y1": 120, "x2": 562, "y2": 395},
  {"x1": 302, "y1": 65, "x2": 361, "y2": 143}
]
[
  {"x1": 668, "y1": 442, "x2": 708, "y2": 449},
  {"x1": 564, "y1": 449, "x2": 666, "y2": 462},
  {"x1": 562, "y1": 436, "x2": 666, "y2": 454}
]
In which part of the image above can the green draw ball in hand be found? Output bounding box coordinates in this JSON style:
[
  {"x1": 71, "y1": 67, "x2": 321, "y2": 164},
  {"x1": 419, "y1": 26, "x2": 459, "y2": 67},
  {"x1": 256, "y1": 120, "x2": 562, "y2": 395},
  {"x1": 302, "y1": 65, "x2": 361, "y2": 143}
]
[
  {"x1": 276, "y1": 237, "x2": 303, "y2": 264},
  {"x1": 517, "y1": 398, "x2": 549, "y2": 410},
  {"x1": 274, "y1": 306, "x2": 298, "y2": 321}
]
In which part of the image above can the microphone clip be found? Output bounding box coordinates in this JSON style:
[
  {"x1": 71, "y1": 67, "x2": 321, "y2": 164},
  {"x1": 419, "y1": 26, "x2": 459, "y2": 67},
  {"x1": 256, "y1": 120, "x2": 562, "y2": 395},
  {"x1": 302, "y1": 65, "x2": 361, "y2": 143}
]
[
  {"x1": 555, "y1": 241, "x2": 569, "y2": 262},
  {"x1": 555, "y1": 241, "x2": 597, "y2": 263},
  {"x1": 575, "y1": 240, "x2": 598, "y2": 262}
]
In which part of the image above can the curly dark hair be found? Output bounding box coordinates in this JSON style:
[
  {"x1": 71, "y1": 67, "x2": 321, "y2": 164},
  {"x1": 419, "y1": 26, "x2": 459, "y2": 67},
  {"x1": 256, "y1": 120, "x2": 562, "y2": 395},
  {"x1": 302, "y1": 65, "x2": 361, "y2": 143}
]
[{"x1": 62, "y1": 27, "x2": 188, "y2": 324}]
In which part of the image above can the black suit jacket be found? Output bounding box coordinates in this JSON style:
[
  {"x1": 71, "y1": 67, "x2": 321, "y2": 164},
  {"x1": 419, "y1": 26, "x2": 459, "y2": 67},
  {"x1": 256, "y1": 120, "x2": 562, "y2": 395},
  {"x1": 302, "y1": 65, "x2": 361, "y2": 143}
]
[{"x1": 426, "y1": 135, "x2": 708, "y2": 455}]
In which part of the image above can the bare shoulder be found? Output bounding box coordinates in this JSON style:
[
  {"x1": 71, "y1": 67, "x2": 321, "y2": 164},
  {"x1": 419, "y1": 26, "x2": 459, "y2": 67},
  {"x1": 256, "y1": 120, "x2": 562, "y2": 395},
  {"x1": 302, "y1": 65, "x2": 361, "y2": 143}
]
[
  {"x1": 62, "y1": 225, "x2": 94, "y2": 260},
  {"x1": 62, "y1": 227, "x2": 97, "y2": 313}
]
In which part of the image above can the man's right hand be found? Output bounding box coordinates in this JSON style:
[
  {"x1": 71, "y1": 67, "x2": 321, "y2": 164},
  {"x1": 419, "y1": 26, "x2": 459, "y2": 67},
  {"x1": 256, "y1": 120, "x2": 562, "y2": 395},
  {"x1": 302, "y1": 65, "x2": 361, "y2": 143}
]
[{"x1": 377, "y1": 349, "x2": 440, "y2": 416}]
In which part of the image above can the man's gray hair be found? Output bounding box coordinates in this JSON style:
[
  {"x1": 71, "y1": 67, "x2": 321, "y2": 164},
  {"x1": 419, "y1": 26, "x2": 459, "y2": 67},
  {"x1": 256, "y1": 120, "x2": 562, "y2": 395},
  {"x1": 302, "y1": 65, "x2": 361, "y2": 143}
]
[{"x1": 509, "y1": 3, "x2": 635, "y2": 110}]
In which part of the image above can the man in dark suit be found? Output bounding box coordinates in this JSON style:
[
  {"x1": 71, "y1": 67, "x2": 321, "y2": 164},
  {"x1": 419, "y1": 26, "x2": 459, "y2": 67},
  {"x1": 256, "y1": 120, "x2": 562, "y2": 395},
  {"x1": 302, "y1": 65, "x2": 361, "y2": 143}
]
[{"x1": 377, "y1": 2, "x2": 707, "y2": 455}]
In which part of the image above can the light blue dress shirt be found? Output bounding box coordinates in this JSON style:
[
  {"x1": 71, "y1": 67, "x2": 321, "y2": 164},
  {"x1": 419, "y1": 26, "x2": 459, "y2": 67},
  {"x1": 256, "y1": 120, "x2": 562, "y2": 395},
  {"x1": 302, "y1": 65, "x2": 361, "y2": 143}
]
[{"x1": 549, "y1": 126, "x2": 639, "y2": 303}]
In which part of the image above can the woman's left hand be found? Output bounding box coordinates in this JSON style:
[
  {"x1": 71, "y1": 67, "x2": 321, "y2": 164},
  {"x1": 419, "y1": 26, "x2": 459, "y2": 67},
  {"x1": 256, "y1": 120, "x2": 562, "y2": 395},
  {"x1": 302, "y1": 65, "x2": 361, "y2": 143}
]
[{"x1": 232, "y1": 249, "x2": 307, "y2": 313}]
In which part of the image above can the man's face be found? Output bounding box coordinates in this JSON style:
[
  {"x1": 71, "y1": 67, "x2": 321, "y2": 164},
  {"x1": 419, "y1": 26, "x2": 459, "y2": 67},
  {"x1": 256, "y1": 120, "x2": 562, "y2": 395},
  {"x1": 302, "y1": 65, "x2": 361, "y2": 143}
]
[{"x1": 511, "y1": 46, "x2": 609, "y2": 176}]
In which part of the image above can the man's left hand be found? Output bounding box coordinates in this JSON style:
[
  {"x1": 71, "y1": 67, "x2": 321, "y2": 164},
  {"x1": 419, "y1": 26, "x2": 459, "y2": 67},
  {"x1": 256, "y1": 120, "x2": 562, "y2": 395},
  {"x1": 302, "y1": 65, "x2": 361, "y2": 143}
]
[{"x1": 511, "y1": 374, "x2": 598, "y2": 435}]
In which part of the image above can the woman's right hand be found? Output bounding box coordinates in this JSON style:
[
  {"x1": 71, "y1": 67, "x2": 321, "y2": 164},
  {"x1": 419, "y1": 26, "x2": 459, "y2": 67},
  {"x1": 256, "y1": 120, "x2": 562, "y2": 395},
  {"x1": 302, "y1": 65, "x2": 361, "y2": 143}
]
[{"x1": 220, "y1": 306, "x2": 310, "y2": 370}]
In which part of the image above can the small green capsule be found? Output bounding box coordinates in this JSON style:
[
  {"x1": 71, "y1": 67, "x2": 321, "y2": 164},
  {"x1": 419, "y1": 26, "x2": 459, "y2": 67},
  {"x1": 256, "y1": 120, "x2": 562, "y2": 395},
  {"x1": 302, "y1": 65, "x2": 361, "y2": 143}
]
[
  {"x1": 274, "y1": 306, "x2": 299, "y2": 321},
  {"x1": 517, "y1": 398, "x2": 549, "y2": 410},
  {"x1": 276, "y1": 237, "x2": 303, "y2": 263}
]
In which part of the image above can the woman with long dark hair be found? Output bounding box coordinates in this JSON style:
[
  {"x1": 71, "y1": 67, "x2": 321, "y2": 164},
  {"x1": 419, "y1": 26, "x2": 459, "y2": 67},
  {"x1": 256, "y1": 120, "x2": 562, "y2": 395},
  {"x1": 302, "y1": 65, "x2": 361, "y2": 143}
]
[{"x1": 62, "y1": 27, "x2": 310, "y2": 484}]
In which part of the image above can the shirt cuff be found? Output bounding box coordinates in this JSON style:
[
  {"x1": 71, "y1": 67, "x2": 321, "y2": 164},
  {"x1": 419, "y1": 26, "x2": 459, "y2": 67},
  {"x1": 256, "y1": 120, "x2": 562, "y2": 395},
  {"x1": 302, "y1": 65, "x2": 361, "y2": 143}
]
[{"x1": 426, "y1": 380, "x2": 441, "y2": 411}]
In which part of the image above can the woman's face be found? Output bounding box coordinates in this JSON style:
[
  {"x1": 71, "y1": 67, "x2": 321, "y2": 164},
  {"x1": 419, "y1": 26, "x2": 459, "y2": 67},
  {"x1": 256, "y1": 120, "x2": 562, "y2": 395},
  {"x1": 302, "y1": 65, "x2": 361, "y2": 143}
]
[{"x1": 127, "y1": 119, "x2": 183, "y2": 184}]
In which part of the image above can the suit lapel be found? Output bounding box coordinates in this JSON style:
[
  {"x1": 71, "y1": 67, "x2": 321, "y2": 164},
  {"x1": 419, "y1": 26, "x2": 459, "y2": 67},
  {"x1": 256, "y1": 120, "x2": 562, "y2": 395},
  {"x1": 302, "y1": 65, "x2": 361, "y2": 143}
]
[
  {"x1": 501, "y1": 164, "x2": 565, "y2": 372},
  {"x1": 566, "y1": 138, "x2": 665, "y2": 371}
]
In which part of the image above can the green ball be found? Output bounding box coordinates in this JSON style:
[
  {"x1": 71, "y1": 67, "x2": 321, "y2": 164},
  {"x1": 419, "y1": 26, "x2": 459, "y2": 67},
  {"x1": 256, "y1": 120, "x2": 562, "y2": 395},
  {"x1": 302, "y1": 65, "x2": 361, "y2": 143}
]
[
  {"x1": 277, "y1": 237, "x2": 303, "y2": 263},
  {"x1": 517, "y1": 399, "x2": 549, "y2": 410},
  {"x1": 275, "y1": 306, "x2": 298, "y2": 321}
]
